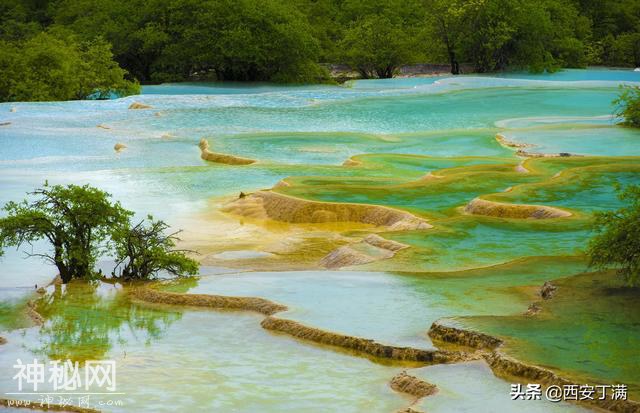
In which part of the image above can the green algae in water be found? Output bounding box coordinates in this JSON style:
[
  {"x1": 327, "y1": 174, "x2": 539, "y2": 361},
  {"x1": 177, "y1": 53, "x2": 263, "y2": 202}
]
[
  {"x1": 486, "y1": 165, "x2": 640, "y2": 213},
  {"x1": 461, "y1": 271, "x2": 640, "y2": 398},
  {"x1": 213, "y1": 129, "x2": 514, "y2": 164},
  {"x1": 276, "y1": 160, "x2": 533, "y2": 219},
  {"x1": 380, "y1": 217, "x2": 590, "y2": 272}
]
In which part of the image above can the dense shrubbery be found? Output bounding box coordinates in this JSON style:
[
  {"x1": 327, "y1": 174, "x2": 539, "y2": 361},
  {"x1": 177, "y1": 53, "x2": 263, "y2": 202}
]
[
  {"x1": 0, "y1": 30, "x2": 139, "y2": 101},
  {"x1": 0, "y1": 0, "x2": 639, "y2": 99},
  {"x1": 589, "y1": 185, "x2": 640, "y2": 286},
  {"x1": 614, "y1": 86, "x2": 640, "y2": 127}
]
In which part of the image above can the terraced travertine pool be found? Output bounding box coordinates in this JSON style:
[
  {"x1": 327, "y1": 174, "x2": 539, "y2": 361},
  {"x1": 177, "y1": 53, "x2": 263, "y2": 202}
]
[{"x1": 0, "y1": 68, "x2": 639, "y2": 412}]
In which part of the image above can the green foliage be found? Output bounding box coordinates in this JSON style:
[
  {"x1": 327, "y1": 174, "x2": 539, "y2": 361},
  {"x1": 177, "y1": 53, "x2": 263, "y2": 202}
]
[
  {"x1": 423, "y1": 0, "x2": 465, "y2": 74},
  {"x1": 588, "y1": 185, "x2": 640, "y2": 286},
  {"x1": 0, "y1": 0, "x2": 639, "y2": 94},
  {"x1": 0, "y1": 183, "x2": 198, "y2": 283},
  {"x1": 36, "y1": 282, "x2": 181, "y2": 361},
  {"x1": 0, "y1": 183, "x2": 132, "y2": 283},
  {"x1": 335, "y1": 0, "x2": 425, "y2": 78},
  {"x1": 48, "y1": 0, "x2": 326, "y2": 83},
  {"x1": 0, "y1": 30, "x2": 139, "y2": 102},
  {"x1": 340, "y1": 14, "x2": 419, "y2": 78},
  {"x1": 613, "y1": 85, "x2": 640, "y2": 127},
  {"x1": 423, "y1": 0, "x2": 590, "y2": 74},
  {"x1": 112, "y1": 216, "x2": 199, "y2": 280},
  {"x1": 579, "y1": 0, "x2": 640, "y2": 66},
  {"x1": 611, "y1": 32, "x2": 640, "y2": 67},
  {"x1": 161, "y1": 0, "x2": 325, "y2": 82}
]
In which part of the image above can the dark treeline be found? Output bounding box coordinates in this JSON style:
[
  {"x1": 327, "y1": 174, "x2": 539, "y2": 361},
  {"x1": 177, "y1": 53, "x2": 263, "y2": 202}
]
[{"x1": 1, "y1": 0, "x2": 639, "y2": 101}]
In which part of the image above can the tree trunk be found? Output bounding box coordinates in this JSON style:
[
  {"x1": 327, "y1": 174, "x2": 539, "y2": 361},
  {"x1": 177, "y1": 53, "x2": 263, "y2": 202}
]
[
  {"x1": 57, "y1": 262, "x2": 71, "y2": 284},
  {"x1": 439, "y1": 19, "x2": 459, "y2": 75},
  {"x1": 53, "y1": 242, "x2": 71, "y2": 284},
  {"x1": 448, "y1": 50, "x2": 459, "y2": 75},
  {"x1": 357, "y1": 67, "x2": 372, "y2": 79}
]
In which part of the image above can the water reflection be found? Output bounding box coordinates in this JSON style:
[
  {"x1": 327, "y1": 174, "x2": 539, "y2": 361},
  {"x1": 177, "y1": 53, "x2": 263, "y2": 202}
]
[{"x1": 34, "y1": 281, "x2": 181, "y2": 362}]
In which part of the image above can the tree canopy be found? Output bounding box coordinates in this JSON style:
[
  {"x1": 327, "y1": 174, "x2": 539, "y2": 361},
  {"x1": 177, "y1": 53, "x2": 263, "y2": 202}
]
[
  {"x1": 0, "y1": 183, "x2": 199, "y2": 283},
  {"x1": 1, "y1": 0, "x2": 639, "y2": 100},
  {"x1": 0, "y1": 29, "x2": 139, "y2": 102},
  {"x1": 112, "y1": 216, "x2": 198, "y2": 280},
  {"x1": 0, "y1": 183, "x2": 132, "y2": 283}
]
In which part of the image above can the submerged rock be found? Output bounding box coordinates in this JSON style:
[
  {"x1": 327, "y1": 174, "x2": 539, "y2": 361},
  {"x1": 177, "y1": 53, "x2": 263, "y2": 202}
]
[
  {"x1": 363, "y1": 234, "x2": 407, "y2": 251},
  {"x1": 128, "y1": 102, "x2": 153, "y2": 109},
  {"x1": 114, "y1": 143, "x2": 127, "y2": 152},
  {"x1": 464, "y1": 198, "x2": 571, "y2": 219},
  {"x1": 390, "y1": 371, "x2": 437, "y2": 398},
  {"x1": 524, "y1": 302, "x2": 542, "y2": 316},
  {"x1": 320, "y1": 245, "x2": 385, "y2": 268},
  {"x1": 516, "y1": 149, "x2": 582, "y2": 158},
  {"x1": 261, "y1": 316, "x2": 470, "y2": 363},
  {"x1": 483, "y1": 352, "x2": 640, "y2": 412},
  {"x1": 320, "y1": 234, "x2": 409, "y2": 269},
  {"x1": 540, "y1": 281, "x2": 557, "y2": 300},
  {"x1": 273, "y1": 179, "x2": 291, "y2": 188},
  {"x1": 422, "y1": 171, "x2": 445, "y2": 180},
  {"x1": 199, "y1": 138, "x2": 256, "y2": 165},
  {"x1": 222, "y1": 190, "x2": 432, "y2": 230},
  {"x1": 484, "y1": 351, "x2": 565, "y2": 386},
  {"x1": 26, "y1": 300, "x2": 44, "y2": 326},
  {"x1": 0, "y1": 337, "x2": 6, "y2": 345},
  {"x1": 131, "y1": 287, "x2": 287, "y2": 316},
  {"x1": 428, "y1": 321, "x2": 503, "y2": 351},
  {"x1": 425, "y1": 320, "x2": 640, "y2": 411},
  {"x1": 342, "y1": 158, "x2": 362, "y2": 167},
  {"x1": 495, "y1": 133, "x2": 532, "y2": 149}
]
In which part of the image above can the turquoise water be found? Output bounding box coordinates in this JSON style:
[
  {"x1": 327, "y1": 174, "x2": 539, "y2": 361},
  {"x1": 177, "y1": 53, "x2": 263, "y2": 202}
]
[
  {"x1": 0, "y1": 296, "x2": 408, "y2": 413},
  {"x1": 1, "y1": 68, "x2": 640, "y2": 411},
  {"x1": 413, "y1": 361, "x2": 587, "y2": 412},
  {"x1": 178, "y1": 259, "x2": 588, "y2": 350},
  {"x1": 500, "y1": 125, "x2": 640, "y2": 156}
]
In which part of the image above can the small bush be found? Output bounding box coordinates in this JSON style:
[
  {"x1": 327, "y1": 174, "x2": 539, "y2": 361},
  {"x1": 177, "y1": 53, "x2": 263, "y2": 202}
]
[{"x1": 613, "y1": 86, "x2": 640, "y2": 127}]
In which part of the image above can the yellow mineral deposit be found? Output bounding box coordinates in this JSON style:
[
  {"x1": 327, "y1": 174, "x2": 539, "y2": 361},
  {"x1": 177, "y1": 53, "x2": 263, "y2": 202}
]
[
  {"x1": 128, "y1": 102, "x2": 153, "y2": 109},
  {"x1": 389, "y1": 371, "x2": 438, "y2": 399},
  {"x1": 464, "y1": 198, "x2": 571, "y2": 219},
  {"x1": 320, "y1": 234, "x2": 409, "y2": 269},
  {"x1": 199, "y1": 138, "x2": 256, "y2": 165},
  {"x1": 222, "y1": 191, "x2": 432, "y2": 229}
]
